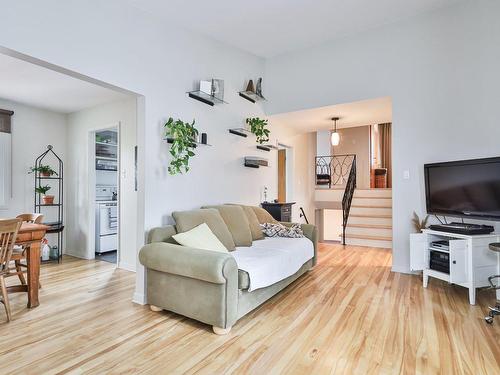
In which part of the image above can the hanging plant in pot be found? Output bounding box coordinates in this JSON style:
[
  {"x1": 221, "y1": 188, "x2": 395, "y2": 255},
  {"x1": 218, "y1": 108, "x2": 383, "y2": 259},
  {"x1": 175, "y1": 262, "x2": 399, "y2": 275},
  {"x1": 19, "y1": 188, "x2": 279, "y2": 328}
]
[
  {"x1": 36, "y1": 185, "x2": 54, "y2": 204},
  {"x1": 246, "y1": 117, "x2": 270, "y2": 144},
  {"x1": 30, "y1": 165, "x2": 58, "y2": 177},
  {"x1": 164, "y1": 117, "x2": 199, "y2": 175}
]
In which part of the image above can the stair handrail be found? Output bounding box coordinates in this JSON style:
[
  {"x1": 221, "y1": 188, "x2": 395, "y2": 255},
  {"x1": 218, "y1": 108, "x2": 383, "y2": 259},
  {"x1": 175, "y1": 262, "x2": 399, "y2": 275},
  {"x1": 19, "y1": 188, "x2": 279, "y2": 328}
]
[
  {"x1": 315, "y1": 154, "x2": 356, "y2": 188},
  {"x1": 341, "y1": 155, "x2": 356, "y2": 245},
  {"x1": 299, "y1": 207, "x2": 309, "y2": 224}
]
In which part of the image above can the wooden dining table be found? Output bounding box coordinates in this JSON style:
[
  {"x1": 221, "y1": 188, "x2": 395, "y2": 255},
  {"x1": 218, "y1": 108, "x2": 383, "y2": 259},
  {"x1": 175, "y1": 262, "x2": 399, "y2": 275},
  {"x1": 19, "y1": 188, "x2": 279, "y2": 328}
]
[{"x1": 6, "y1": 222, "x2": 49, "y2": 308}]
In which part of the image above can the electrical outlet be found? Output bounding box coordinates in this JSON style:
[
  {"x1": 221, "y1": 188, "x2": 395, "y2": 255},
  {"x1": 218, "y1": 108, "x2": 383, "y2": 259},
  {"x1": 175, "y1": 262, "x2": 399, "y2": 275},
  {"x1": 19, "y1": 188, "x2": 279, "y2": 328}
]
[{"x1": 403, "y1": 170, "x2": 410, "y2": 180}]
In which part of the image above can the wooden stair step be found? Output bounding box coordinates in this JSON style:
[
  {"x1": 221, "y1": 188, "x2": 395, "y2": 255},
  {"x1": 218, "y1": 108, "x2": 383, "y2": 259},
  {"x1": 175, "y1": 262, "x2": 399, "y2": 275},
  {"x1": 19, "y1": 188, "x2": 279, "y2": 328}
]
[
  {"x1": 349, "y1": 213, "x2": 392, "y2": 219},
  {"x1": 354, "y1": 196, "x2": 392, "y2": 200},
  {"x1": 351, "y1": 204, "x2": 392, "y2": 209},
  {"x1": 344, "y1": 234, "x2": 392, "y2": 241},
  {"x1": 346, "y1": 223, "x2": 392, "y2": 229}
]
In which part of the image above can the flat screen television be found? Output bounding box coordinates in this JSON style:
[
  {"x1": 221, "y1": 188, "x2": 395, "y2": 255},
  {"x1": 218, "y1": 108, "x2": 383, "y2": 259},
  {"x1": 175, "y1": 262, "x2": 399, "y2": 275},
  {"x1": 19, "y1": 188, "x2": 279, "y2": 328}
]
[{"x1": 424, "y1": 157, "x2": 500, "y2": 220}]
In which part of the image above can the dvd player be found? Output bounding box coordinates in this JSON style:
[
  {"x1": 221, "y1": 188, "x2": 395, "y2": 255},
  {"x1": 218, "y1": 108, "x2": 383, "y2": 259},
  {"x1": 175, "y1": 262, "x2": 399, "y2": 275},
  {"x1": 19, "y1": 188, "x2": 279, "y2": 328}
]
[
  {"x1": 429, "y1": 222, "x2": 494, "y2": 235},
  {"x1": 431, "y1": 240, "x2": 449, "y2": 250}
]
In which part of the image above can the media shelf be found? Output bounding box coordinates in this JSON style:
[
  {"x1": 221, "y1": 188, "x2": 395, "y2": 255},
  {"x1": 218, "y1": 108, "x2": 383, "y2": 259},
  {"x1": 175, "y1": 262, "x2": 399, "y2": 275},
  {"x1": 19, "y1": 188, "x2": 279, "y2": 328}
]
[
  {"x1": 410, "y1": 229, "x2": 500, "y2": 305},
  {"x1": 428, "y1": 246, "x2": 449, "y2": 253}
]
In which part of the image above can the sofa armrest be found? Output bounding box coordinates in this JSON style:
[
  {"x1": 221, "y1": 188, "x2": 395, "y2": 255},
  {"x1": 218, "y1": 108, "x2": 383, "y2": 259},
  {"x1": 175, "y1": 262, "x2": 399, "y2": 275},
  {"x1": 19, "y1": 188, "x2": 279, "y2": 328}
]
[
  {"x1": 280, "y1": 222, "x2": 318, "y2": 266},
  {"x1": 139, "y1": 242, "x2": 237, "y2": 284}
]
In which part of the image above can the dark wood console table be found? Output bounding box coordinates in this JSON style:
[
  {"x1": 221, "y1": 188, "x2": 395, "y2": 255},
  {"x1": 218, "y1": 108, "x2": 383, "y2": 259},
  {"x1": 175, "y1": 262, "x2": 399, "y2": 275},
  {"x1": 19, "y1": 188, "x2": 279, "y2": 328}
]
[{"x1": 261, "y1": 202, "x2": 295, "y2": 222}]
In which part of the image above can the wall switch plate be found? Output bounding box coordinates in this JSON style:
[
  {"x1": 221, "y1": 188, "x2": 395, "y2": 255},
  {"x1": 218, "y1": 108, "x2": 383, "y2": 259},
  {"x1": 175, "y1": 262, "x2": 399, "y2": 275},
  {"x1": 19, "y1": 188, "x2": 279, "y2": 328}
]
[{"x1": 403, "y1": 170, "x2": 410, "y2": 180}]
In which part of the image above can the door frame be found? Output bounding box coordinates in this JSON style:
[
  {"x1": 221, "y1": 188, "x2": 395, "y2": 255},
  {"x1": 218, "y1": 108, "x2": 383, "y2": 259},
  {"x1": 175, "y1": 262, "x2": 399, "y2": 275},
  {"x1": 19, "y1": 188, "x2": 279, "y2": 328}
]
[
  {"x1": 87, "y1": 122, "x2": 121, "y2": 265},
  {"x1": 277, "y1": 142, "x2": 293, "y2": 203}
]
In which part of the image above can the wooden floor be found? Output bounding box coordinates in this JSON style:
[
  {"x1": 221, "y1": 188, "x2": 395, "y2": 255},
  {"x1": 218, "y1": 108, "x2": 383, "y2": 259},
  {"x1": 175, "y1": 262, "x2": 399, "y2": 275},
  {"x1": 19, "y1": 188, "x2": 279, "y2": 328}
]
[{"x1": 1, "y1": 244, "x2": 499, "y2": 374}]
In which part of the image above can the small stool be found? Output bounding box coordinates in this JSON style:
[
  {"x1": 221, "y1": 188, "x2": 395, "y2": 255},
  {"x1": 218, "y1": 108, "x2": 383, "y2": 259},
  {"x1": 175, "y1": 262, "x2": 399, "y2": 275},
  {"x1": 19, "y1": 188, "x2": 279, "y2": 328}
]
[{"x1": 485, "y1": 243, "x2": 500, "y2": 324}]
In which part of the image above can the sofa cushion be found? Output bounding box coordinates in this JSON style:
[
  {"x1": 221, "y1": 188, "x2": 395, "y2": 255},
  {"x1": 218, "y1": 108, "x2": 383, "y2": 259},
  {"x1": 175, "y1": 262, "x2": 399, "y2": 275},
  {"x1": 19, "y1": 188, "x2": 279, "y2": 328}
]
[
  {"x1": 251, "y1": 206, "x2": 279, "y2": 224},
  {"x1": 232, "y1": 237, "x2": 314, "y2": 291},
  {"x1": 260, "y1": 222, "x2": 305, "y2": 238},
  {"x1": 226, "y1": 204, "x2": 264, "y2": 241},
  {"x1": 172, "y1": 209, "x2": 236, "y2": 251},
  {"x1": 202, "y1": 205, "x2": 253, "y2": 247},
  {"x1": 172, "y1": 223, "x2": 228, "y2": 252}
]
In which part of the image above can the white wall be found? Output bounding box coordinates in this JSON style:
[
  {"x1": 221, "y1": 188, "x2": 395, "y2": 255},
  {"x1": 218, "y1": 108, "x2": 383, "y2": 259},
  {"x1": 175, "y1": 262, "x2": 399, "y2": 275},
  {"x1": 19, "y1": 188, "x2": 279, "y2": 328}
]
[
  {"x1": 66, "y1": 98, "x2": 137, "y2": 271},
  {"x1": 0, "y1": 99, "x2": 66, "y2": 227},
  {"x1": 281, "y1": 131, "x2": 317, "y2": 224},
  {"x1": 316, "y1": 130, "x2": 331, "y2": 156},
  {"x1": 333, "y1": 126, "x2": 371, "y2": 189},
  {"x1": 323, "y1": 210, "x2": 342, "y2": 241},
  {"x1": 265, "y1": 0, "x2": 500, "y2": 273},
  {"x1": 0, "y1": 0, "x2": 311, "y2": 302}
]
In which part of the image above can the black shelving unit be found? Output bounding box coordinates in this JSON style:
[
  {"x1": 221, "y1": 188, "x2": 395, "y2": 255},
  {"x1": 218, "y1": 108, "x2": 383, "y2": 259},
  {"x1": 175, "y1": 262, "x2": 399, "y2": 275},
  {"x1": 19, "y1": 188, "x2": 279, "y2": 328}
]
[
  {"x1": 164, "y1": 137, "x2": 212, "y2": 148},
  {"x1": 244, "y1": 157, "x2": 269, "y2": 168},
  {"x1": 229, "y1": 128, "x2": 251, "y2": 137},
  {"x1": 257, "y1": 145, "x2": 271, "y2": 152},
  {"x1": 34, "y1": 145, "x2": 64, "y2": 263},
  {"x1": 187, "y1": 91, "x2": 227, "y2": 106},
  {"x1": 239, "y1": 91, "x2": 266, "y2": 103}
]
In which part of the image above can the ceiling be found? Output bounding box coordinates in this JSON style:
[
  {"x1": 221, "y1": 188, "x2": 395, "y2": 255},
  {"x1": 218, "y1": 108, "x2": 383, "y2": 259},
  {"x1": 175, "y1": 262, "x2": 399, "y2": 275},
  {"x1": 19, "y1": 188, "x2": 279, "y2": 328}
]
[
  {"x1": 129, "y1": 0, "x2": 461, "y2": 57},
  {"x1": 268, "y1": 97, "x2": 392, "y2": 133},
  {"x1": 0, "y1": 53, "x2": 130, "y2": 114}
]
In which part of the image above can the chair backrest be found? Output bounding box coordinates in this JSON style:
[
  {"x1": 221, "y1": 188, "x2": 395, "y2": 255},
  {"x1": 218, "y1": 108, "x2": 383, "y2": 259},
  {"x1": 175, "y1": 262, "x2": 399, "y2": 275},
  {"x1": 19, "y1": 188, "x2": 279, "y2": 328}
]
[
  {"x1": 16, "y1": 213, "x2": 44, "y2": 224},
  {"x1": 0, "y1": 219, "x2": 22, "y2": 271}
]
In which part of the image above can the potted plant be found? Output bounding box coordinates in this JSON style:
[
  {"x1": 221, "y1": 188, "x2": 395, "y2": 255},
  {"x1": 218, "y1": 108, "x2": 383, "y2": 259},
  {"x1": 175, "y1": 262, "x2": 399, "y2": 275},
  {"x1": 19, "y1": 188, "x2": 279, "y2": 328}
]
[
  {"x1": 30, "y1": 165, "x2": 58, "y2": 177},
  {"x1": 246, "y1": 117, "x2": 270, "y2": 144},
  {"x1": 412, "y1": 211, "x2": 429, "y2": 232},
  {"x1": 164, "y1": 117, "x2": 199, "y2": 175},
  {"x1": 36, "y1": 185, "x2": 54, "y2": 204}
]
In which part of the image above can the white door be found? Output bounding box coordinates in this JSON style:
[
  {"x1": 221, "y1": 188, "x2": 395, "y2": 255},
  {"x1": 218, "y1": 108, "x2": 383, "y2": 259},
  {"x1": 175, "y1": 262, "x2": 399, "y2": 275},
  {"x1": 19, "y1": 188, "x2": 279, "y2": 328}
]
[
  {"x1": 449, "y1": 239, "x2": 468, "y2": 284},
  {"x1": 410, "y1": 233, "x2": 427, "y2": 271}
]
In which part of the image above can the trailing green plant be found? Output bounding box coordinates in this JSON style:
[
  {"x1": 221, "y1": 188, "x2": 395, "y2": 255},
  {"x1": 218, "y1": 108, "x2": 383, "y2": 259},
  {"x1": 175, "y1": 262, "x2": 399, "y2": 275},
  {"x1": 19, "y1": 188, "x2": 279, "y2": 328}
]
[
  {"x1": 412, "y1": 211, "x2": 429, "y2": 232},
  {"x1": 35, "y1": 185, "x2": 51, "y2": 195},
  {"x1": 246, "y1": 117, "x2": 270, "y2": 144},
  {"x1": 29, "y1": 165, "x2": 58, "y2": 176},
  {"x1": 164, "y1": 117, "x2": 199, "y2": 175}
]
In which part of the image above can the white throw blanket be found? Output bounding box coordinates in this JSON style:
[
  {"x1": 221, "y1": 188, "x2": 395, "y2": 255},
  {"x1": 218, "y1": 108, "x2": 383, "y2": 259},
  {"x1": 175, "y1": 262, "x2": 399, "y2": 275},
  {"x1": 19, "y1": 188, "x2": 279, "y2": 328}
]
[{"x1": 231, "y1": 237, "x2": 314, "y2": 292}]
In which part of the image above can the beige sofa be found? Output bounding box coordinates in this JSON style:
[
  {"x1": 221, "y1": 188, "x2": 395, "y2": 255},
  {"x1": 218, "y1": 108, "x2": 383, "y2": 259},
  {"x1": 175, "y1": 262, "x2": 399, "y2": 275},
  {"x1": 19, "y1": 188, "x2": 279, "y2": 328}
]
[{"x1": 139, "y1": 205, "x2": 317, "y2": 335}]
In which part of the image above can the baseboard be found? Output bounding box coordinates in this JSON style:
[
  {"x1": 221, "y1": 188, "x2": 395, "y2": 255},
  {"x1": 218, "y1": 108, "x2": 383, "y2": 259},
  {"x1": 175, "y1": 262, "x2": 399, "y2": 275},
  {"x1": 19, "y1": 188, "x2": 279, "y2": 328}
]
[
  {"x1": 118, "y1": 261, "x2": 136, "y2": 272},
  {"x1": 64, "y1": 251, "x2": 91, "y2": 260},
  {"x1": 132, "y1": 292, "x2": 146, "y2": 305},
  {"x1": 391, "y1": 264, "x2": 416, "y2": 274}
]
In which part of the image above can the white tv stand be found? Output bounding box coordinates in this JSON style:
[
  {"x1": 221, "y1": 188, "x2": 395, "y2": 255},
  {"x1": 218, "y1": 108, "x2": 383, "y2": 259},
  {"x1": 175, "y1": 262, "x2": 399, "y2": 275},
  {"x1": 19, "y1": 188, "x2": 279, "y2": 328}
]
[{"x1": 410, "y1": 229, "x2": 500, "y2": 305}]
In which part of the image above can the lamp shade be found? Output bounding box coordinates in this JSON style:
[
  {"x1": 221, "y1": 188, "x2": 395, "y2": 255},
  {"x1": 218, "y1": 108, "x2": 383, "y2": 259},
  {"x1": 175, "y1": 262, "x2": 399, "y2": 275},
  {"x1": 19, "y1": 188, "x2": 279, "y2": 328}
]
[{"x1": 331, "y1": 131, "x2": 340, "y2": 146}]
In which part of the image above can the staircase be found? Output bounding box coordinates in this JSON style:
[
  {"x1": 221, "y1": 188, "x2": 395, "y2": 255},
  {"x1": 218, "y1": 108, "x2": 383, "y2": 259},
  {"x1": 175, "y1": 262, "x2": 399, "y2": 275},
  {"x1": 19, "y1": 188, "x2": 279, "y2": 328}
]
[{"x1": 344, "y1": 188, "x2": 392, "y2": 248}]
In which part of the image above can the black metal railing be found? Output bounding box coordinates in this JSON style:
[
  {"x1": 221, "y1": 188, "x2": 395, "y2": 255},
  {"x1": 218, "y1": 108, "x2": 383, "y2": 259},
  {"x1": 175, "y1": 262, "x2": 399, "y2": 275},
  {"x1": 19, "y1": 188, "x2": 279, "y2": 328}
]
[
  {"x1": 341, "y1": 157, "x2": 357, "y2": 245},
  {"x1": 299, "y1": 207, "x2": 309, "y2": 224},
  {"x1": 315, "y1": 154, "x2": 356, "y2": 188}
]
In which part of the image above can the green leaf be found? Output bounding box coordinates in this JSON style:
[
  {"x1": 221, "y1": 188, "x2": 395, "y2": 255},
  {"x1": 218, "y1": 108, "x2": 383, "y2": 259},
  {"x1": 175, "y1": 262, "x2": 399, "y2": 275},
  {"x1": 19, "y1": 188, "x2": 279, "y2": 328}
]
[{"x1": 165, "y1": 117, "x2": 200, "y2": 175}]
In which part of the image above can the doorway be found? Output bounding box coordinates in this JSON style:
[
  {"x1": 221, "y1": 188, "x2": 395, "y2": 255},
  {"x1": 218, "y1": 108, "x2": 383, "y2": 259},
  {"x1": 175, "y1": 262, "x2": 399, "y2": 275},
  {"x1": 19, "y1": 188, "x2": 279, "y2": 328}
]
[
  {"x1": 370, "y1": 123, "x2": 392, "y2": 188},
  {"x1": 89, "y1": 125, "x2": 120, "y2": 265},
  {"x1": 277, "y1": 144, "x2": 293, "y2": 203},
  {"x1": 278, "y1": 149, "x2": 286, "y2": 202}
]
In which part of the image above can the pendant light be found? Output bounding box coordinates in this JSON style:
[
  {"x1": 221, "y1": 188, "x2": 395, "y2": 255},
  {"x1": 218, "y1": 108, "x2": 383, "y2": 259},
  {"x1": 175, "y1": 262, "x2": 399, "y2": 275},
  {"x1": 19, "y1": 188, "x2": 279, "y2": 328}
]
[{"x1": 330, "y1": 117, "x2": 340, "y2": 146}]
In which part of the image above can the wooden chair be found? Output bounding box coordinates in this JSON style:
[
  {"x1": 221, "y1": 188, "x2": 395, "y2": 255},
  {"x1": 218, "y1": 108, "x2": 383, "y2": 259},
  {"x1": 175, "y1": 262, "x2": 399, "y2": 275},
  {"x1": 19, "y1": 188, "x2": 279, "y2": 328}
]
[
  {"x1": 0, "y1": 218, "x2": 22, "y2": 322},
  {"x1": 11, "y1": 214, "x2": 44, "y2": 286},
  {"x1": 16, "y1": 214, "x2": 44, "y2": 224}
]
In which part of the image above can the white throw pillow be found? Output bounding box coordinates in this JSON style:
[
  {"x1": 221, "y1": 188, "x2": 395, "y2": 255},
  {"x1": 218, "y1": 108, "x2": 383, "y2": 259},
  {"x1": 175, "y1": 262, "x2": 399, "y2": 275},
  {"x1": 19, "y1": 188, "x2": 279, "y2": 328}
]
[{"x1": 172, "y1": 223, "x2": 228, "y2": 252}]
